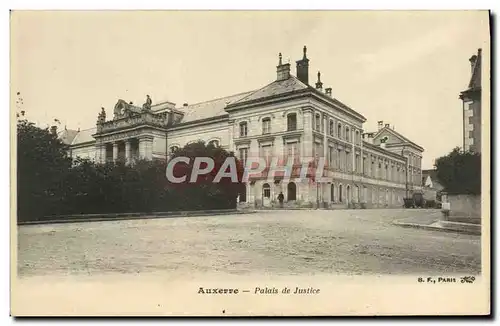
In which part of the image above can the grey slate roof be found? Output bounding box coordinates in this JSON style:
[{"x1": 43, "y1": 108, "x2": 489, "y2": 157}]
[
  {"x1": 230, "y1": 76, "x2": 309, "y2": 106},
  {"x1": 60, "y1": 127, "x2": 97, "y2": 146},
  {"x1": 58, "y1": 129, "x2": 79, "y2": 145},
  {"x1": 176, "y1": 91, "x2": 254, "y2": 124}
]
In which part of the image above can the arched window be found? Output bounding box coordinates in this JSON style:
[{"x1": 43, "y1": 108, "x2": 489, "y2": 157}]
[
  {"x1": 345, "y1": 127, "x2": 350, "y2": 141},
  {"x1": 240, "y1": 122, "x2": 248, "y2": 137},
  {"x1": 315, "y1": 113, "x2": 321, "y2": 131},
  {"x1": 337, "y1": 123, "x2": 342, "y2": 138},
  {"x1": 339, "y1": 184, "x2": 343, "y2": 203},
  {"x1": 331, "y1": 184, "x2": 335, "y2": 202},
  {"x1": 329, "y1": 120, "x2": 334, "y2": 136},
  {"x1": 346, "y1": 185, "x2": 351, "y2": 202},
  {"x1": 262, "y1": 117, "x2": 271, "y2": 134},
  {"x1": 263, "y1": 183, "x2": 271, "y2": 198},
  {"x1": 287, "y1": 182, "x2": 297, "y2": 201},
  {"x1": 287, "y1": 113, "x2": 297, "y2": 131},
  {"x1": 355, "y1": 130, "x2": 360, "y2": 144}
]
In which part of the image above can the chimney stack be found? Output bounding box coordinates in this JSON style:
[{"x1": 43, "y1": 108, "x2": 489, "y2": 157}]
[
  {"x1": 385, "y1": 123, "x2": 390, "y2": 128},
  {"x1": 296, "y1": 45, "x2": 309, "y2": 85},
  {"x1": 315, "y1": 71, "x2": 323, "y2": 90},
  {"x1": 325, "y1": 87, "x2": 332, "y2": 97},
  {"x1": 377, "y1": 121, "x2": 384, "y2": 130},
  {"x1": 276, "y1": 52, "x2": 291, "y2": 81}
]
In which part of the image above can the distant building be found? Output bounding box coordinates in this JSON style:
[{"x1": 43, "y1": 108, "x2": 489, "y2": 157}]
[
  {"x1": 58, "y1": 46, "x2": 424, "y2": 208},
  {"x1": 460, "y1": 48, "x2": 482, "y2": 153},
  {"x1": 421, "y1": 169, "x2": 444, "y2": 201}
]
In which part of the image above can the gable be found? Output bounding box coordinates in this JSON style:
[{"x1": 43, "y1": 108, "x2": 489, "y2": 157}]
[
  {"x1": 372, "y1": 126, "x2": 424, "y2": 152},
  {"x1": 373, "y1": 129, "x2": 406, "y2": 145}
]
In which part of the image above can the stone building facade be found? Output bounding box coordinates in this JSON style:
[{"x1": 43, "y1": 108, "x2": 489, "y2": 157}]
[
  {"x1": 460, "y1": 48, "x2": 482, "y2": 153},
  {"x1": 59, "y1": 46, "x2": 424, "y2": 208}
]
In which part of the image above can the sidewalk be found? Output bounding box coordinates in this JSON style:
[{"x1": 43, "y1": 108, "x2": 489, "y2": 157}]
[
  {"x1": 18, "y1": 209, "x2": 257, "y2": 226},
  {"x1": 392, "y1": 214, "x2": 481, "y2": 236}
]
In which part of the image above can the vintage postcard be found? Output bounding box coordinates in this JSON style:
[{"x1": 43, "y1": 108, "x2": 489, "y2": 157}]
[{"x1": 10, "y1": 10, "x2": 490, "y2": 316}]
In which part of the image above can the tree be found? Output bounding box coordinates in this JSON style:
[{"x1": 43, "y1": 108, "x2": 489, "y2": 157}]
[
  {"x1": 17, "y1": 117, "x2": 72, "y2": 220},
  {"x1": 434, "y1": 147, "x2": 481, "y2": 195}
]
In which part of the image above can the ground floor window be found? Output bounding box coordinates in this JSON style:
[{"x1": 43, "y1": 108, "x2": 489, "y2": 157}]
[
  {"x1": 263, "y1": 183, "x2": 271, "y2": 198},
  {"x1": 339, "y1": 184, "x2": 343, "y2": 202},
  {"x1": 287, "y1": 182, "x2": 296, "y2": 201}
]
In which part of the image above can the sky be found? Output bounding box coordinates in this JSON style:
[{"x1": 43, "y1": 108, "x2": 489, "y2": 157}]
[{"x1": 10, "y1": 10, "x2": 489, "y2": 169}]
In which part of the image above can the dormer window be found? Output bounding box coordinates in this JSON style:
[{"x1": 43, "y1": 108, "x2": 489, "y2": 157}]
[{"x1": 240, "y1": 122, "x2": 248, "y2": 137}]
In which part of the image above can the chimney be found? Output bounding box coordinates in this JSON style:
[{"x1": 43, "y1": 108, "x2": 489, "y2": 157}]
[
  {"x1": 385, "y1": 123, "x2": 390, "y2": 128},
  {"x1": 363, "y1": 132, "x2": 374, "y2": 144},
  {"x1": 50, "y1": 125, "x2": 57, "y2": 136},
  {"x1": 276, "y1": 52, "x2": 291, "y2": 81},
  {"x1": 377, "y1": 121, "x2": 384, "y2": 130},
  {"x1": 325, "y1": 87, "x2": 332, "y2": 97},
  {"x1": 315, "y1": 71, "x2": 323, "y2": 90},
  {"x1": 296, "y1": 45, "x2": 309, "y2": 85}
]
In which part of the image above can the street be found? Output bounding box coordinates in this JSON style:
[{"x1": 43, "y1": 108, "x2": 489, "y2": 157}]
[{"x1": 17, "y1": 209, "x2": 481, "y2": 277}]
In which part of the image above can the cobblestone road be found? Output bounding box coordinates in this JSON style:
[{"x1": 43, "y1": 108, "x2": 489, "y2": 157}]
[{"x1": 17, "y1": 209, "x2": 481, "y2": 277}]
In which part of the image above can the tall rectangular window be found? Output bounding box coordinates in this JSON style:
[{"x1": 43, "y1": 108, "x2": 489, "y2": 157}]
[
  {"x1": 239, "y1": 148, "x2": 248, "y2": 166},
  {"x1": 260, "y1": 145, "x2": 273, "y2": 165},
  {"x1": 286, "y1": 142, "x2": 300, "y2": 164},
  {"x1": 262, "y1": 118, "x2": 271, "y2": 134},
  {"x1": 287, "y1": 113, "x2": 297, "y2": 131},
  {"x1": 315, "y1": 114, "x2": 321, "y2": 131},
  {"x1": 240, "y1": 122, "x2": 248, "y2": 137}
]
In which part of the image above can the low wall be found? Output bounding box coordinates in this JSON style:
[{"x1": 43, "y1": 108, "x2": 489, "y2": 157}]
[{"x1": 442, "y1": 194, "x2": 481, "y2": 220}]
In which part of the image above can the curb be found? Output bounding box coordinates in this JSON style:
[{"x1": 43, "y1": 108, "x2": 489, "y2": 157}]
[
  {"x1": 18, "y1": 210, "x2": 257, "y2": 226},
  {"x1": 392, "y1": 220, "x2": 481, "y2": 236}
]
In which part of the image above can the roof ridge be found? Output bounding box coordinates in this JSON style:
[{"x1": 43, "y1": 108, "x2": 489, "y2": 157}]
[{"x1": 180, "y1": 90, "x2": 256, "y2": 109}]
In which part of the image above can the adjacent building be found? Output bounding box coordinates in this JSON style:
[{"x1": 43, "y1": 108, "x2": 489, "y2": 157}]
[
  {"x1": 58, "y1": 46, "x2": 424, "y2": 208},
  {"x1": 460, "y1": 48, "x2": 482, "y2": 153}
]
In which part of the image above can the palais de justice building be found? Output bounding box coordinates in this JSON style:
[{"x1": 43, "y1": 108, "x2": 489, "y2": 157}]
[{"x1": 59, "y1": 47, "x2": 424, "y2": 208}]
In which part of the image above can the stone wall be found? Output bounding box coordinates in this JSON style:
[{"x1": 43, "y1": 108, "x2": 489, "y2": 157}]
[{"x1": 443, "y1": 194, "x2": 481, "y2": 219}]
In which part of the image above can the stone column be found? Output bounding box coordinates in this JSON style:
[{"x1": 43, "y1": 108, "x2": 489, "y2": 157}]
[
  {"x1": 100, "y1": 144, "x2": 107, "y2": 164},
  {"x1": 139, "y1": 136, "x2": 153, "y2": 160},
  {"x1": 125, "y1": 140, "x2": 131, "y2": 164},
  {"x1": 112, "y1": 142, "x2": 119, "y2": 162}
]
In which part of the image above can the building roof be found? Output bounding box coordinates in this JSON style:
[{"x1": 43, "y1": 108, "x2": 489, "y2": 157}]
[
  {"x1": 59, "y1": 127, "x2": 97, "y2": 146},
  {"x1": 372, "y1": 126, "x2": 424, "y2": 152},
  {"x1": 229, "y1": 75, "x2": 309, "y2": 106},
  {"x1": 176, "y1": 91, "x2": 254, "y2": 124},
  {"x1": 58, "y1": 128, "x2": 79, "y2": 145}
]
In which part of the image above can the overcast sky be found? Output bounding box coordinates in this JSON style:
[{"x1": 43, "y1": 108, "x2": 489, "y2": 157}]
[{"x1": 11, "y1": 11, "x2": 489, "y2": 169}]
